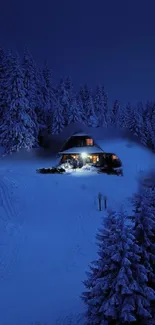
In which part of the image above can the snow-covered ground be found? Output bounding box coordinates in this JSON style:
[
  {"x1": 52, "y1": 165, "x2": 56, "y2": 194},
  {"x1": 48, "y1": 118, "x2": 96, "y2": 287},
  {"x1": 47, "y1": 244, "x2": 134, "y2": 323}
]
[{"x1": 0, "y1": 142, "x2": 154, "y2": 325}]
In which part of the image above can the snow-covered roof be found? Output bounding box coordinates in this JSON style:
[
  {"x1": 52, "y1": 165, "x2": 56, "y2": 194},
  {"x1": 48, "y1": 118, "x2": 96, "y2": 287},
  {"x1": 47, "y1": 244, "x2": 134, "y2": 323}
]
[
  {"x1": 72, "y1": 132, "x2": 90, "y2": 136},
  {"x1": 59, "y1": 146, "x2": 104, "y2": 154},
  {"x1": 46, "y1": 121, "x2": 148, "y2": 154}
]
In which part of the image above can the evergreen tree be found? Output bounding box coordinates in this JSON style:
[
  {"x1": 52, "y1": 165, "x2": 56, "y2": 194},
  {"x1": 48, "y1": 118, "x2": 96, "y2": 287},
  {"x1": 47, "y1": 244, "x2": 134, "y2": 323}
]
[
  {"x1": 86, "y1": 95, "x2": 98, "y2": 127},
  {"x1": 0, "y1": 47, "x2": 9, "y2": 125},
  {"x1": 82, "y1": 210, "x2": 155, "y2": 324},
  {"x1": 68, "y1": 96, "x2": 82, "y2": 124},
  {"x1": 35, "y1": 68, "x2": 47, "y2": 132},
  {"x1": 76, "y1": 93, "x2": 86, "y2": 123},
  {"x1": 116, "y1": 103, "x2": 126, "y2": 128},
  {"x1": 145, "y1": 101, "x2": 155, "y2": 151},
  {"x1": 42, "y1": 61, "x2": 53, "y2": 131},
  {"x1": 51, "y1": 99, "x2": 65, "y2": 135},
  {"x1": 150, "y1": 102, "x2": 155, "y2": 151},
  {"x1": 131, "y1": 173, "x2": 155, "y2": 321},
  {"x1": 128, "y1": 105, "x2": 143, "y2": 139},
  {"x1": 123, "y1": 102, "x2": 133, "y2": 129},
  {"x1": 43, "y1": 60, "x2": 52, "y2": 90},
  {"x1": 142, "y1": 111, "x2": 154, "y2": 150},
  {"x1": 102, "y1": 86, "x2": 109, "y2": 126},
  {"x1": 23, "y1": 48, "x2": 39, "y2": 140},
  {"x1": 80, "y1": 84, "x2": 97, "y2": 127},
  {"x1": 0, "y1": 52, "x2": 36, "y2": 153},
  {"x1": 110, "y1": 99, "x2": 120, "y2": 126},
  {"x1": 136, "y1": 101, "x2": 144, "y2": 116},
  {"x1": 56, "y1": 77, "x2": 70, "y2": 126},
  {"x1": 64, "y1": 76, "x2": 73, "y2": 104},
  {"x1": 93, "y1": 85, "x2": 107, "y2": 126}
]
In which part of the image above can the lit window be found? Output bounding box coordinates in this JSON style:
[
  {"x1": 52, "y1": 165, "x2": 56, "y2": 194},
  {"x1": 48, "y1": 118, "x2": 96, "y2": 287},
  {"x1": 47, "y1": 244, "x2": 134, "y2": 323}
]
[
  {"x1": 86, "y1": 138, "x2": 93, "y2": 146},
  {"x1": 112, "y1": 155, "x2": 118, "y2": 160}
]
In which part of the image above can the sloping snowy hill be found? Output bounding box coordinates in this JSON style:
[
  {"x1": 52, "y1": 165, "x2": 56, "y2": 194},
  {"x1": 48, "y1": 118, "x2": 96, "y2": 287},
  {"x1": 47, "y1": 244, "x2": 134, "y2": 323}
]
[{"x1": 0, "y1": 141, "x2": 154, "y2": 325}]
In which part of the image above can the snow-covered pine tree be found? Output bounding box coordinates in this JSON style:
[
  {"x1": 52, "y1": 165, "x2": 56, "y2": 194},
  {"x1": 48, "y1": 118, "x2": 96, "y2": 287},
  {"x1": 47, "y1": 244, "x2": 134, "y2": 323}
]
[
  {"x1": 80, "y1": 84, "x2": 97, "y2": 127},
  {"x1": 136, "y1": 101, "x2": 144, "y2": 116},
  {"x1": 23, "y1": 48, "x2": 39, "y2": 141},
  {"x1": 141, "y1": 107, "x2": 154, "y2": 150},
  {"x1": 76, "y1": 92, "x2": 87, "y2": 124},
  {"x1": 34, "y1": 68, "x2": 47, "y2": 133},
  {"x1": 68, "y1": 96, "x2": 82, "y2": 124},
  {"x1": 122, "y1": 102, "x2": 133, "y2": 130},
  {"x1": 64, "y1": 76, "x2": 73, "y2": 104},
  {"x1": 42, "y1": 61, "x2": 53, "y2": 132},
  {"x1": 116, "y1": 103, "x2": 126, "y2": 128},
  {"x1": 128, "y1": 105, "x2": 143, "y2": 139},
  {"x1": 109, "y1": 99, "x2": 120, "y2": 126},
  {"x1": 145, "y1": 101, "x2": 155, "y2": 151},
  {"x1": 56, "y1": 77, "x2": 71, "y2": 126},
  {"x1": 102, "y1": 86, "x2": 109, "y2": 126},
  {"x1": 86, "y1": 95, "x2": 98, "y2": 127},
  {"x1": 51, "y1": 98, "x2": 65, "y2": 135},
  {"x1": 0, "y1": 47, "x2": 9, "y2": 125},
  {"x1": 147, "y1": 102, "x2": 155, "y2": 151},
  {"x1": 131, "y1": 173, "x2": 155, "y2": 322},
  {"x1": 93, "y1": 85, "x2": 107, "y2": 127},
  {"x1": 0, "y1": 52, "x2": 36, "y2": 153},
  {"x1": 82, "y1": 209, "x2": 155, "y2": 325}
]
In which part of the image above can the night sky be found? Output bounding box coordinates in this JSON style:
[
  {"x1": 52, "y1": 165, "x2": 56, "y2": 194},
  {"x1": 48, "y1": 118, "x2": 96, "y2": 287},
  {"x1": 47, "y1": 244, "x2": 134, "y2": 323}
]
[{"x1": 1, "y1": 0, "x2": 155, "y2": 104}]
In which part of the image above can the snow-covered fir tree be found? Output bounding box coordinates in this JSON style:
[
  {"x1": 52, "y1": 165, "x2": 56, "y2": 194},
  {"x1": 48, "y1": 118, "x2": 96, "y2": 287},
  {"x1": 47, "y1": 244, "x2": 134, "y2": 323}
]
[
  {"x1": 102, "y1": 86, "x2": 109, "y2": 125},
  {"x1": 34, "y1": 68, "x2": 47, "y2": 133},
  {"x1": 128, "y1": 105, "x2": 143, "y2": 139},
  {"x1": 110, "y1": 99, "x2": 120, "y2": 126},
  {"x1": 51, "y1": 98, "x2": 65, "y2": 135},
  {"x1": 76, "y1": 92, "x2": 86, "y2": 124},
  {"x1": 80, "y1": 84, "x2": 97, "y2": 127},
  {"x1": 76, "y1": 93, "x2": 86, "y2": 123},
  {"x1": 141, "y1": 109, "x2": 154, "y2": 150},
  {"x1": 68, "y1": 96, "x2": 82, "y2": 124},
  {"x1": 56, "y1": 77, "x2": 71, "y2": 126},
  {"x1": 23, "y1": 48, "x2": 39, "y2": 140},
  {"x1": 86, "y1": 95, "x2": 98, "y2": 127},
  {"x1": 116, "y1": 103, "x2": 126, "y2": 128},
  {"x1": 144, "y1": 101, "x2": 155, "y2": 151},
  {"x1": 131, "y1": 173, "x2": 155, "y2": 322},
  {"x1": 136, "y1": 101, "x2": 144, "y2": 116},
  {"x1": 0, "y1": 47, "x2": 9, "y2": 125},
  {"x1": 93, "y1": 85, "x2": 107, "y2": 126},
  {"x1": 122, "y1": 102, "x2": 133, "y2": 130},
  {"x1": 151, "y1": 104, "x2": 155, "y2": 139},
  {"x1": 64, "y1": 76, "x2": 73, "y2": 103},
  {"x1": 82, "y1": 209, "x2": 155, "y2": 325},
  {"x1": 42, "y1": 61, "x2": 53, "y2": 132},
  {"x1": 0, "y1": 52, "x2": 36, "y2": 153}
]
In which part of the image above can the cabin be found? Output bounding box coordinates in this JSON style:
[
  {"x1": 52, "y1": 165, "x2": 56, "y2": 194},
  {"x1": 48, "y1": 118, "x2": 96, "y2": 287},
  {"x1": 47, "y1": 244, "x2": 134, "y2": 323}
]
[
  {"x1": 59, "y1": 132, "x2": 103, "y2": 165},
  {"x1": 39, "y1": 122, "x2": 155, "y2": 174},
  {"x1": 56, "y1": 124, "x2": 124, "y2": 168}
]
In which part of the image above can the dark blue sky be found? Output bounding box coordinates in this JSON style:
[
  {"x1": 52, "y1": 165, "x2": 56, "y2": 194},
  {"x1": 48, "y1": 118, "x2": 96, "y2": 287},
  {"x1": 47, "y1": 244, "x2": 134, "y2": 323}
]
[{"x1": 1, "y1": 0, "x2": 155, "y2": 104}]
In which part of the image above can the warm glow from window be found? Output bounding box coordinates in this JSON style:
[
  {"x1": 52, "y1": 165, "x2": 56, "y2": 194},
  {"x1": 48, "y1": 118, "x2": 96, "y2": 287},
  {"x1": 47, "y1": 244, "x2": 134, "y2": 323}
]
[
  {"x1": 88, "y1": 155, "x2": 99, "y2": 163},
  {"x1": 86, "y1": 138, "x2": 93, "y2": 146},
  {"x1": 112, "y1": 155, "x2": 118, "y2": 160}
]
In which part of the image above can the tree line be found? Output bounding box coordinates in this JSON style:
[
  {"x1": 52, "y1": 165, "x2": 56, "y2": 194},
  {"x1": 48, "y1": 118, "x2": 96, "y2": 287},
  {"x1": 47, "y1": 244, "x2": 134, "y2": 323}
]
[{"x1": 0, "y1": 47, "x2": 155, "y2": 153}]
